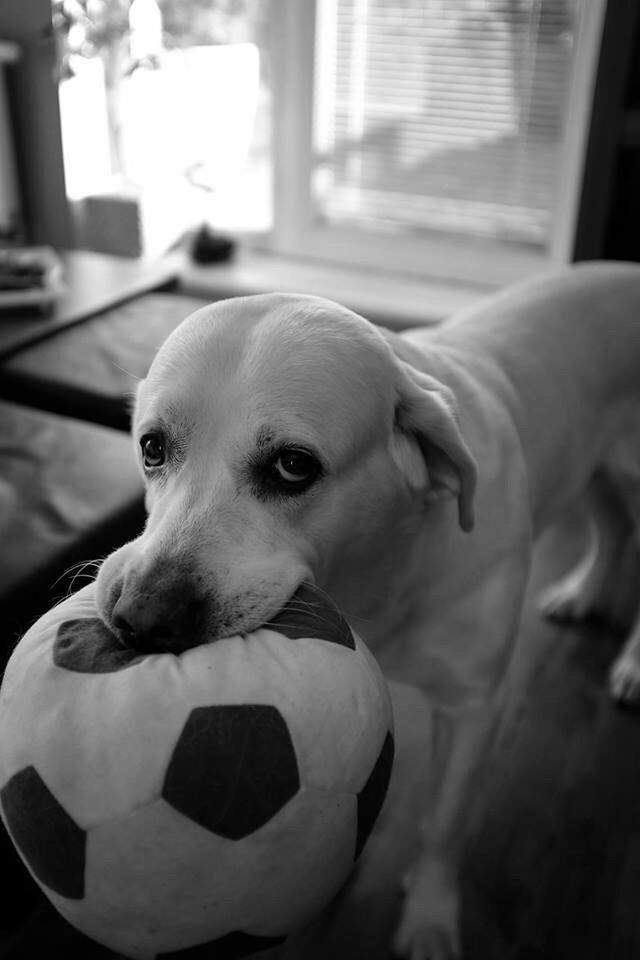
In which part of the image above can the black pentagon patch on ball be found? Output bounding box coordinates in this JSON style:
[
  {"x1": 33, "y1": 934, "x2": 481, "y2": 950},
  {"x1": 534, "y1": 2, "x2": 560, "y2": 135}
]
[
  {"x1": 163, "y1": 704, "x2": 300, "y2": 839},
  {"x1": 158, "y1": 930, "x2": 287, "y2": 959},
  {"x1": 0, "y1": 765, "x2": 86, "y2": 898},
  {"x1": 354, "y1": 731, "x2": 395, "y2": 860},
  {"x1": 54, "y1": 618, "x2": 149, "y2": 673},
  {"x1": 267, "y1": 582, "x2": 355, "y2": 649}
]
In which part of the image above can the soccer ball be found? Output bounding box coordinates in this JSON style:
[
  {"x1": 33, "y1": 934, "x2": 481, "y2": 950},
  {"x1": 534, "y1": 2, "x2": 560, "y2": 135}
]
[{"x1": 0, "y1": 582, "x2": 394, "y2": 959}]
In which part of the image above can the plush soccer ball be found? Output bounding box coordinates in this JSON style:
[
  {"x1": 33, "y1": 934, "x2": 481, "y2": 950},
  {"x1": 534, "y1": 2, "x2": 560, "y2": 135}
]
[{"x1": 0, "y1": 582, "x2": 394, "y2": 960}]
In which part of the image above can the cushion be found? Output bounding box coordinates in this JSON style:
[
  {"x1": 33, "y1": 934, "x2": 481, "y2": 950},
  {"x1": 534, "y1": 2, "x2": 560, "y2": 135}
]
[
  {"x1": 0, "y1": 293, "x2": 209, "y2": 431},
  {"x1": 0, "y1": 401, "x2": 144, "y2": 643}
]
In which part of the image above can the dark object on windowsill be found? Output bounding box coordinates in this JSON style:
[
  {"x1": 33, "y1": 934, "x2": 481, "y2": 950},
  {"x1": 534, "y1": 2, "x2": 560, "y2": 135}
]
[{"x1": 190, "y1": 225, "x2": 236, "y2": 265}]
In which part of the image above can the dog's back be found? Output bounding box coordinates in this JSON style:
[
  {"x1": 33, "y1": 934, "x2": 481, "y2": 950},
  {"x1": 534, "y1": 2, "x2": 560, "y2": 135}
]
[{"x1": 404, "y1": 261, "x2": 640, "y2": 532}]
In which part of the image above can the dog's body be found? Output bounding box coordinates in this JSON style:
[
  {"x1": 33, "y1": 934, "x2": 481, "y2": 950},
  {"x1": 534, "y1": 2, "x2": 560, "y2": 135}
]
[{"x1": 96, "y1": 261, "x2": 640, "y2": 959}]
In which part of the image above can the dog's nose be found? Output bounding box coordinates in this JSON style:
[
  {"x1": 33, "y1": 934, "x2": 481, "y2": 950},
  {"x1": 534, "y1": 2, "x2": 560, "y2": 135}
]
[
  {"x1": 112, "y1": 612, "x2": 137, "y2": 647},
  {"x1": 112, "y1": 584, "x2": 207, "y2": 654}
]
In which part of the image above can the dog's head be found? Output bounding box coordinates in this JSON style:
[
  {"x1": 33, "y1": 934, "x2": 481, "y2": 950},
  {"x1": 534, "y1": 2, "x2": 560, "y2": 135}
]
[{"x1": 96, "y1": 293, "x2": 476, "y2": 652}]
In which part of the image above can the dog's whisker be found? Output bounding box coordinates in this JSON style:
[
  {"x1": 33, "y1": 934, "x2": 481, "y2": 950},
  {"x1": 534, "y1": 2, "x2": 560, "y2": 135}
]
[
  {"x1": 52, "y1": 558, "x2": 98, "y2": 588},
  {"x1": 285, "y1": 592, "x2": 371, "y2": 620},
  {"x1": 53, "y1": 558, "x2": 104, "y2": 599},
  {"x1": 280, "y1": 599, "x2": 335, "y2": 617},
  {"x1": 275, "y1": 601, "x2": 372, "y2": 631},
  {"x1": 111, "y1": 360, "x2": 144, "y2": 382}
]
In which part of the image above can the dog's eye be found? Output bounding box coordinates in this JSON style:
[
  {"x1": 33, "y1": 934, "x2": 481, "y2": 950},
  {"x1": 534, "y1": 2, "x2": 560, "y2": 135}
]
[
  {"x1": 270, "y1": 449, "x2": 320, "y2": 488},
  {"x1": 140, "y1": 433, "x2": 165, "y2": 469}
]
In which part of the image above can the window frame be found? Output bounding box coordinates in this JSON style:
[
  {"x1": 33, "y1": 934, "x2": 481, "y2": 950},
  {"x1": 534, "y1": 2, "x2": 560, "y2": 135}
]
[{"x1": 265, "y1": 0, "x2": 608, "y2": 287}]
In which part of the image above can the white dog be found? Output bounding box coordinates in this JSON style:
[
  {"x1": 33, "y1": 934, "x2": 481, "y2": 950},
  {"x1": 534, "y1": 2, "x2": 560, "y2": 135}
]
[{"x1": 96, "y1": 261, "x2": 640, "y2": 960}]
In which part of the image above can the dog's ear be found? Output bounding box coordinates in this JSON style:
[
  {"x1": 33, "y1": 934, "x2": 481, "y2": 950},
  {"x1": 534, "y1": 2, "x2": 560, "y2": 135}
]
[{"x1": 390, "y1": 360, "x2": 477, "y2": 532}]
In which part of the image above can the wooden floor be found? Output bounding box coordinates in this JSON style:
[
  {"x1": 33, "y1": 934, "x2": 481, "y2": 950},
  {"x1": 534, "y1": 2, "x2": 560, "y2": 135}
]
[
  {"x1": 462, "y1": 517, "x2": 640, "y2": 960},
  {"x1": 3, "y1": 513, "x2": 640, "y2": 960}
]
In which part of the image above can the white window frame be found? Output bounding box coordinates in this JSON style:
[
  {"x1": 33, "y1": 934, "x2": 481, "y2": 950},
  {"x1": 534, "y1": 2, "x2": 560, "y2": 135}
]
[{"x1": 265, "y1": 0, "x2": 608, "y2": 287}]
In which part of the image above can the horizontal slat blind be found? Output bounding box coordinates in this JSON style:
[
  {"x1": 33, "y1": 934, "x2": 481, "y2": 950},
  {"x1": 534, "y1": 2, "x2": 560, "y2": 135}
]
[{"x1": 313, "y1": 0, "x2": 583, "y2": 247}]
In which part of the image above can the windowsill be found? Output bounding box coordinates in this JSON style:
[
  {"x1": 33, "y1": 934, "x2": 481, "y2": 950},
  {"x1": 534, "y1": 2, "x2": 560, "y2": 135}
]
[{"x1": 178, "y1": 249, "x2": 498, "y2": 330}]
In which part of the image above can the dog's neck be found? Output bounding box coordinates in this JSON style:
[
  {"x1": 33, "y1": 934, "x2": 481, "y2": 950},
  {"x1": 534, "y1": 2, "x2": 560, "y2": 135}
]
[{"x1": 320, "y1": 497, "x2": 462, "y2": 672}]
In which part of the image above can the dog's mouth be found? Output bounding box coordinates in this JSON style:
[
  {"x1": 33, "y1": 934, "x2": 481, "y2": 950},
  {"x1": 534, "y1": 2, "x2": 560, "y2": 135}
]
[{"x1": 264, "y1": 581, "x2": 353, "y2": 646}]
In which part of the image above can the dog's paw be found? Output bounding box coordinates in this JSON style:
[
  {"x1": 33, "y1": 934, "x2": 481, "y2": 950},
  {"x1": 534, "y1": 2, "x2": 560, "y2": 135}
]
[
  {"x1": 393, "y1": 860, "x2": 461, "y2": 960},
  {"x1": 609, "y1": 651, "x2": 640, "y2": 706},
  {"x1": 393, "y1": 918, "x2": 460, "y2": 960},
  {"x1": 537, "y1": 575, "x2": 602, "y2": 624}
]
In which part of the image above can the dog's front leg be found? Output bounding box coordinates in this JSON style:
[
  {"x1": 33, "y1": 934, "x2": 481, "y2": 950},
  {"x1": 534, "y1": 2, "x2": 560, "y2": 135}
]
[{"x1": 393, "y1": 701, "x2": 494, "y2": 960}]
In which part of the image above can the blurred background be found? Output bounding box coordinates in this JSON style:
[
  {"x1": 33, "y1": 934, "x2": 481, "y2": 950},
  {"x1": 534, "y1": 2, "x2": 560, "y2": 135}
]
[{"x1": 3, "y1": 0, "x2": 637, "y2": 293}]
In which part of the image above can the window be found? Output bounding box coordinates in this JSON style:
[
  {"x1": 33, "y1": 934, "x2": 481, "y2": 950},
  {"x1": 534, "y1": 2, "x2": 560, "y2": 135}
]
[
  {"x1": 53, "y1": 0, "x2": 272, "y2": 256},
  {"x1": 52, "y1": 0, "x2": 606, "y2": 288},
  {"x1": 268, "y1": 0, "x2": 606, "y2": 286}
]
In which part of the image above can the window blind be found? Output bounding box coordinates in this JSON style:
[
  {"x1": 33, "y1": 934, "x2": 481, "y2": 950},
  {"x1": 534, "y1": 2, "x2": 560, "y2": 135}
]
[{"x1": 313, "y1": 0, "x2": 582, "y2": 248}]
